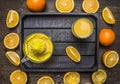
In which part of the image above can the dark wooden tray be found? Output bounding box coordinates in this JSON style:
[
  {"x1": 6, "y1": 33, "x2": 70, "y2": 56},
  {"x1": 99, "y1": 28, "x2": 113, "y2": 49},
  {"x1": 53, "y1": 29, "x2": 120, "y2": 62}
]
[{"x1": 20, "y1": 13, "x2": 99, "y2": 72}]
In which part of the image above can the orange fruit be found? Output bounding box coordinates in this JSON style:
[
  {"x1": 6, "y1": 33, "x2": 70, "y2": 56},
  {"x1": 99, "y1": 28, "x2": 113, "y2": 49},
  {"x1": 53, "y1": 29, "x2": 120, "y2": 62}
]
[
  {"x1": 55, "y1": 0, "x2": 75, "y2": 13},
  {"x1": 10, "y1": 70, "x2": 28, "y2": 84},
  {"x1": 102, "y1": 7, "x2": 115, "y2": 24},
  {"x1": 99, "y1": 28, "x2": 115, "y2": 46},
  {"x1": 26, "y1": 0, "x2": 46, "y2": 12},
  {"x1": 5, "y1": 51, "x2": 20, "y2": 66},
  {"x1": 64, "y1": 72, "x2": 80, "y2": 84},
  {"x1": 82, "y1": 0, "x2": 99, "y2": 13},
  {"x1": 66, "y1": 46, "x2": 81, "y2": 62},
  {"x1": 4, "y1": 33, "x2": 19, "y2": 49},
  {"x1": 6, "y1": 10, "x2": 19, "y2": 28},
  {"x1": 103, "y1": 50, "x2": 119, "y2": 68},
  {"x1": 92, "y1": 69, "x2": 107, "y2": 84},
  {"x1": 37, "y1": 76, "x2": 54, "y2": 84}
]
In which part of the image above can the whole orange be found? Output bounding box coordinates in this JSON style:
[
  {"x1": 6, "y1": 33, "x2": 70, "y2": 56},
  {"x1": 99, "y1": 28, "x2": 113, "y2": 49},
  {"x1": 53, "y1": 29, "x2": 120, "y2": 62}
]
[
  {"x1": 26, "y1": 0, "x2": 46, "y2": 12},
  {"x1": 99, "y1": 28, "x2": 115, "y2": 46}
]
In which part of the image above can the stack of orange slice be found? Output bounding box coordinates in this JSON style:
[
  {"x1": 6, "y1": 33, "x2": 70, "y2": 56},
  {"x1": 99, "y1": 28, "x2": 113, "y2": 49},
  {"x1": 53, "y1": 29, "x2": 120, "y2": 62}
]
[{"x1": 10, "y1": 70, "x2": 28, "y2": 84}]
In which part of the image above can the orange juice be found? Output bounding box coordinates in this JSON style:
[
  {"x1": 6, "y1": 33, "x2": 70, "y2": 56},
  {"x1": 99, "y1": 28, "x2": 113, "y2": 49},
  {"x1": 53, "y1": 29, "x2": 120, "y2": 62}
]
[{"x1": 72, "y1": 18, "x2": 94, "y2": 39}]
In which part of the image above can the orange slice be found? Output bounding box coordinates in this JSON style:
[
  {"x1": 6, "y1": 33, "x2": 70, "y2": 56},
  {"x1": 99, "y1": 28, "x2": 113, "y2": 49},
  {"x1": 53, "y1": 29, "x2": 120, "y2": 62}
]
[
  {"x1": 103, "y1": 50, "x2": 119, "y2": 68},
  {"x1": 10, "y1": 70, "x2": 28, "y2": 84},
  {"x1": 102, "y1": 7, "x2": 115, "y2": 24},
  {"x1": 37, "y1": 76, "x2": 54, "y2": 84},
  {"x1": 6, "y1": 10, "x2": 19, "y2": 28},
  {"x1": 64, "y1": 72, "x2": 80, "y2": 84},
  {"x1": 4, "y1": 33, "x2": 19, "y2": 49},
  {"x1": 5, "y1": 51, "x2": 20, "y2": 66},
  {"x1": 55, "y1": 0, "x2": 74, "y2": 13},
  {"x1": 82, "y1": 0, "x2": 99, "y2": 13},
  {"x1": 92, "y1": 69, "x2": 107, "y2": 84},
  {"x1": 66, "y1": 46, "x2": 81, "y2": 62}
]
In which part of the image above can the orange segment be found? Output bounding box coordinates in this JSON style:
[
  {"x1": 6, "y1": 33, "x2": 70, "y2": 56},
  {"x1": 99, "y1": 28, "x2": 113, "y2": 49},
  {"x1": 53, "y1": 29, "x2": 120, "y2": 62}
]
[
  {"x1": 102, "y1": 7, "x2": 115, "y2": 24},
  {"x1": 10, "y1": 70, "x2": 28, "y2": 84},
  {"x1": 103, "y1": 51, "x2": 119, "y2": 68},
  {"x1": 6, "y1": 10, "x2": 19, "y2": 28},
  {"x1": 66, "y1": 46, "x2": 81, "y2": 62},
  {"x1": 5, "y1": 51, "x2": 20, "y2": 66},
  {"x1": 37, "y1": 76, "x2": 54, "y2": 84},
  {"x1": 64, "y1": 72, "x2": 80, "y2": 84},
  {"x1": 82, "y1": 0, "x2": 99, "y2": 13},
  {"x1": 92, "y1": 69, "x2": 107, "y2": 84},
  {"x1": 4, "y1": 33, "x2": 19, "y2": 49},
  {"x1": 56, "y1": 0, "x2": 74, "y2": 13}
]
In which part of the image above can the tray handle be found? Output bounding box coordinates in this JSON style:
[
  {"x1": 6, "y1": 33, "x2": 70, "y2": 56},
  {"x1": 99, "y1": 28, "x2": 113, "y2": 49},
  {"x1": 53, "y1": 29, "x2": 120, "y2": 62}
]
[{"x1": 21, "y1": 56, "x2": 29, "y2": 63}]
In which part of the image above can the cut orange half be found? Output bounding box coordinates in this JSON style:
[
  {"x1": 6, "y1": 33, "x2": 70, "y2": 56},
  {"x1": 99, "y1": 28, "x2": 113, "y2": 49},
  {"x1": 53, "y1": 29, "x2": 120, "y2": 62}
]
[
  {"x1": 82, "y1": 0, "x2": 99, "y2": 13},
  {"x1": 103, "y1": 50, "x2": 119, "y2": 68},
  {"x1": 10, "y1": 70, "x2": 28, "y2": 84},
  {"x1": 92, "y1": 69, "x2": 107, "y2": 84},
  {"x1": 66, "y1": 46, "x2": 81, "y2": 62},
  {"x1": 102, "y1": 7, "x2": 115, "y2": 24},
  {"x1": 6, "y1": 10, "x2": 19, "y2": 28},
  {"x1": 5, "y1": 51, "x2": 20, "y2": 66},
  {"x1": 4, "y1": 33, "x2": 19, "y2": 49},
  {"x1": 55, "y1": 0, "x2": 74, "y2": 13},
  {"x1": 37, "y1": 76, "x2": 54, "y2": 84},
  {"x1": 64, "y1": 72, "x2": 80, "y2": 84}
]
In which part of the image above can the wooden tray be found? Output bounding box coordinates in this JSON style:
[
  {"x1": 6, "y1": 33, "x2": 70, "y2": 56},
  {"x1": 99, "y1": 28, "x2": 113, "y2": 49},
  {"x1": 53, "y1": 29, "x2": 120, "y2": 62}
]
[{"x1": 20, "y1": 13, "x2": 99, "y2": 72}]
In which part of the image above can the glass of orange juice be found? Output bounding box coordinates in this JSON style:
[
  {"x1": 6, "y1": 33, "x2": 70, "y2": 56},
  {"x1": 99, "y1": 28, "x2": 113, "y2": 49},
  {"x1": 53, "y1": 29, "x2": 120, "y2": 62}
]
[{"x1": 72, "y1": 18, "x2": 94, "y2": 39}]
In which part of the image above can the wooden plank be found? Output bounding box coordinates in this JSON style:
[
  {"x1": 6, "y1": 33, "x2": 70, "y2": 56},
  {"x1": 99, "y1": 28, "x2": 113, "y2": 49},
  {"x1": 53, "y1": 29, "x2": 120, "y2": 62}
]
[
  {"x1": 23, "y1": 14, "x2": 97, "y2": 29},
  {"x1": 22, "y1": 56, "x2": 96, "y2": 72}
]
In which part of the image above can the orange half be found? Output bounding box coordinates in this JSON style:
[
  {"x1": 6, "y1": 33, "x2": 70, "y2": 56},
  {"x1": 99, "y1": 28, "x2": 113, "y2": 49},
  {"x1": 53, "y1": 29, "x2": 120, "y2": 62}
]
[
  {"x1": 92, "y1": 69, "x2": 107, "y2": 84},
  {"x1": 103, "y1": 50, "x2": 119, "y2": 68},
  {"x1": 4, "y1": 33, "x2": 19, "y2": 49},
  {"x1": 37, "y1": 76, "x2": 54, "y2": 84},
  {"x1": 10, "y1": 70, "x2": 28, "y2": 84},
  {"x1": 82, "y1": 0, "x2": 99, "y2": 13},
  {"x1": 64, "y1": 72, "x2": 80, "y2": 84},
  {"x1": 56, "y1": 0, "x2": 74, "y2": 13}
]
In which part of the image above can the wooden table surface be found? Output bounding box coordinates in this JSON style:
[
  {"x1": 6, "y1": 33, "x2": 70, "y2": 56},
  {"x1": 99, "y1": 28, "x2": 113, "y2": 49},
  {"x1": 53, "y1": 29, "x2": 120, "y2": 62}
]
[{"x1": 0, "y1": 0, "x2": 120, "y2": 84}]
